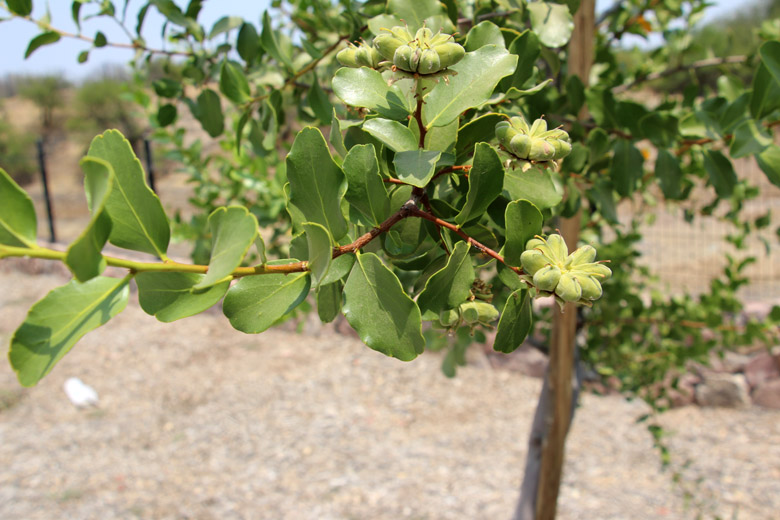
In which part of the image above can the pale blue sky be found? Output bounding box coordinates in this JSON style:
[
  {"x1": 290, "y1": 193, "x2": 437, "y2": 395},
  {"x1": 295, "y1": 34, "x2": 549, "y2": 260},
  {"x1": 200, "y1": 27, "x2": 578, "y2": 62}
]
[{"x1": 0, "y1": 0, "x2": 743, "y2": 80}]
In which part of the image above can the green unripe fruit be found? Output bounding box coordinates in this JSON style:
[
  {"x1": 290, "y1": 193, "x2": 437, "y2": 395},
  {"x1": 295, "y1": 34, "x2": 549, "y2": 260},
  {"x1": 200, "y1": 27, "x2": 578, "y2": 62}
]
[
  {"x1": 521, "y1": 249, "x2": 550, "y2": 276},
  {"x1": 555, "y1": 273, "x2": 582, "y2": 302},
  {"x1": 533, "y1": 265, "x2": 562, "y2": 292},
  {"x1": 577, "y1": 262, "x2": 612, "y2": 278},
  {"x1": 374, "y1": 26, "x2": 412, "y2": 61},
  {"x1": 509, "y1": 134, "x2": 533, "y2": 159},
  {"x1": 567, "y1": 244, "x2": 597, "y2": 267},
  {"x1": 415, "y1": 27, "x2": 434, "y2": 41},
  {"x1": 552, "y1": 139, "x2": 572, "y2": 158},
  {"x1": 574, "y1": 273, "x2": 603, "y2": 300},
  {"x1": 418, "y1": 48, "x2": 441, "y2": 75},
  {"x1": 530, "y1": 118, "x2": 548, "y2": 135},
  {"x1": 439, "y1": 308, "x2": 460, "y2": 327},
  {"x1": 433, "y1": 42, "x2": 465, "y2": 68},
  {"x1": 525, "y1": 237, "x2": 545, "y2": 250},
  {"x1": 529, "y1": 137, "x2": 556, "y2": 161},
  {"x1": 459, "y1": 302, "x2": 481, "y2": 324},
  {"x1": 459, "y1": 301, "x2": 499, "y2": 325},
  {"x1": 495, "y1": 116, "x2": 572, "y2": 162},
  {"x1": 495, "y1": 121, "x2": 516, "y2": 142},
  {"x1": 545, "y1": 234, "x2": 568, "y2": 263},
  {"x1": 336, "y1": 43, "x2": 382, "y2": 68}
]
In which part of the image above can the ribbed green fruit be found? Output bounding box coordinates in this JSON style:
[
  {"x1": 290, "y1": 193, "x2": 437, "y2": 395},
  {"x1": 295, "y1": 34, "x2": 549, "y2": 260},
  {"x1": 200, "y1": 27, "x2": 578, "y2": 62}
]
[
  {"x1": 495, "y1": 115, "x2": 572, "y2": 162},
  {"x1": 373, "y1": 25, "x2": 465, "y2": 74}
]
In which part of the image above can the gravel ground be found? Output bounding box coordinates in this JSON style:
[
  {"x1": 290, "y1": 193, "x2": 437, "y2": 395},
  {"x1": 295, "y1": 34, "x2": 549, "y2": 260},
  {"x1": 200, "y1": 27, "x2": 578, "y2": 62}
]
[{"x1": 1, "y1": 266, "x2": 779, "y2": 520}]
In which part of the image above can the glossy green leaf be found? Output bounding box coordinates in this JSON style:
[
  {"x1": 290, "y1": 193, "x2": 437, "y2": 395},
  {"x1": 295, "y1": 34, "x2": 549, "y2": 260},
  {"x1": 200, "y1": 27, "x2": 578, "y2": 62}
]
[
  {"x1": 730, "y1": 120, "x2": 772, "y2": 159},
  {"x1": 465, "y1": 21, "x2": 505, "y2": 51},
  {"x1": 610, "y1": 139, "x2": 644, "y2": 197},
  {"x1": 321, "y1": 254, "x2": 356, "y2": 285},
  {"x1": 209, "y1": 15, "x2": 243, "y2": 39},
  {"x1": 223, "y1": 269, "x2": 311, "y2": 333},
  {"x1": 759, "y1": 40, "x2": 780, "y2": 85},
  {"x1": 87, "y1": 130, "x2": 170, "y2": 258},
  {"x1": 416, "y1": 242, "x2": 475, "y2": 316},
  {"x1": 157, "y1": 104, "x2": 177, "y2": 126},
  {"x1": 500, "y1": 30, "x2": 541, "y2": 92},
  {"x1": 137, "y1": 272, "x2": 229, "y2": 323},
  {"x1": 363, "y1": 118, "x2": 418, "y2": 152},
  {"x1": 455, "y1": 113, "x2": 504, "y2": 164},
  {"x1": 332, "y1": 67, "x2": 413, "y2": 121},
  {"x1": 493, "y1": 289, "x2": 532, "y2": 353},
  {"x1": 422, "y1": 46, "x2": 517, "y2": 129},
  {"x1": 25, "y1": 31, "x2": 61, "y2": 59},
  {"x1": 219, "y1": 60, "x2": 251, "y2": 104},
  {"x1": 287, "y1": 128, "x2": 348, "y2": 240},
  {"x1": 193, "y1": 89, "x2": 224, "y2": 137},
  {"x1": 589, "y1": 180, "x2": 618, "y2": 223},
  {"x1": 504, "y1": 200, "x2": 543, "y2": 267},
  {"x1": 261, "y1": 11, "x2": 293, "y2": 71},
  {"x1": 317, "y1": 281, "x2": 342, "y2": 323},
  {"x1": 342, "y1": 144, "x2": 391, "y2": 226},
  {"x1": 393, "y1": 149, "x2": 442, "y2": 187},
  {"x1": 342, "y1": 252, "x2": 425, "y2": 361},
  {"x1": 308, "y1": 73, "x2": 333, "y2": 123},
  {"x1": 94, "y1": 31, "x2": 107, "y2": 47},
  {"x1": 153, "y1": 78, "x2": 182, "y2": 98},
  {"x1": 237, "y1": 22, "x2": 260, "y2": 64},
  {"x1": 639, "y1": 112, "x2": 678, "y2": 148},
  {"x1": 0, "y1": 167, "x2": 37, "y2": 248},
  {"x1": 194, "y1": 206, "x2": 258, "y2": 290},
  {"x1": 303, "y1": 222, "x2": 333, "y2": 288},
  {"x1": 9, "y1": 276, "x2": 130, "y2": 387},
  {"x1": 703, "y1": 149, "x2": 737, "y2": 198},
  {"x1": 329, "y1": 110, "x2": 348, "y2": 158},
  {"x1": 757, "y1": 145, "x2": 780, "y2": 188},
  {"x1": 750, "y1": 63, "x2": 780, "y2": 119},
  {"x1": 655, "y1": 149, "x2": 683, "y2": 200},
  {"x1": 455, "y1": 143, "x2": 504, "y2": 225},
  {"x1": 424, "y1": 118, "x2": 458, "y2": 154},
  {"x1": 528, "y1": 2, "x2": 574, "y2": 48},
  {"x1": 387, "y1": 0, "x2": 445, "y2": 31},
  {"x1": 65, "y1": 157, "x2": 114, "y2": 282},
  {"x1": 7, "y1": 0, "x2": 32, "y2": 16},
  {"x1": 503, "y1": 165, "x2": 562, "y2": 209}
]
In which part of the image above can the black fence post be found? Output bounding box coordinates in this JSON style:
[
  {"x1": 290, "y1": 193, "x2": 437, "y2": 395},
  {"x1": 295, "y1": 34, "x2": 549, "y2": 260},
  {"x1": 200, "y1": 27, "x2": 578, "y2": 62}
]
[
  {"x1": 144, "y1": 138, "x2": 156, "y2": 192},
  {"x1": 36, "y1": 139, "x2": 56, "y2": 243}
]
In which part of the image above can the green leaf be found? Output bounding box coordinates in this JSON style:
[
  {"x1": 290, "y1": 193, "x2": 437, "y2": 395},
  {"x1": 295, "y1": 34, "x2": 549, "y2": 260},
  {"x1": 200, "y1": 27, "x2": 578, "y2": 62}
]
[
  {"x1": 500, "y1": 30, "x2": 541, "y2": 92},
  {"x1": 528, "y1": 2, "x2": 575, "y2": 48},
  {"x1": 342, "y1": 144, "x2": 391, "y2": 226},
  {"x1": 465, "y1": 21, "x2": 505, "y2": 51},
  {"x1": 589, "y1": 180, "x2": 618, "y2": 223},
  {"x1": 153, "y1": 78, "x2": 182, "y2": 98},
  {"x1": 655, "y1": 149, "x2": 683, "y2": 200},
  {"x1": 454, "y1": 143, "x2": 504, "y2": 225},
  {"x1": 332, "y1": 67, "x2": 413, "y2": 121},
  {"x1": 317, "y1": 281, "x2": 342, "y2": 323},
  {"x1": 639, "y1": 112, "x2": 678, "y2": 148},
  {"x1": 94, "y1": 31, "x2": 107, "y2": 47},
  {"x1": 493, "y1": 289, "x2": 532, "y2": 353},
  {"x1": 150, "y1": 0, "x2": 203, "y2": 39},
  {"x1": 192, "y1": 88, "x2": 224, "y2": 137},
  {"x1": 87, "y1": 130, "x2": 170, "y2": 258},
  {"x1": 455, "y1": 113, "x2": 504, "y2": 164},
  {"x1": 25, "y1": 31, "x2": 61, "y2": 59},
  {"x1": 303, "y1": 222, "x2": 333, "y2": 288},
  {"x1": 209, "y1": 15, "x2": 243, "y2": 40},
  {"x1": 0, "y1": 167, "x2": 37, "y2": 248},
  {"x1": 157, "y1": 103, "x2": 177, "y2": 126},
  {"x1": 321, "y1": 254, "x2": 355, "y2": 285},
  {"x1": 237, "y1": 22, "x2": 260, "y2": 64},
  {"x1": 702, "y1": 149, "x2": 737, "y2": 198},
  {"x1": 393, "y1": 149, "x2": 442, "y2": 187},
  {"x1": 71, "y1": 1, "x2": 81, "y2": 30},
  {"x1": 136, "y1": 272, "x2": 229, "y2": 323},
  {"x1": 759, "y1": 40, "x2": 780, "y2": 85},
  {"x1": 416, "y1": 242, "x2": 475, "y2": 316},
  {"x1": 261, "y1": 10, "x2": 293, "y2": 71},
  {"x1": 504, "y1": 200, "x2": 543, "y2": 267},
  {"x1": 503, "y1": 165, "x2": 562, "y2": 209},
  {"x1": 77, "y1": 50, "x2": 89, "y2": 63},
  {"x1": 329, "y1": 110, "x2": 348, "y2": 158},
  {"x1": 9, "y1": 276, "x2": 130, "y2": 387},
  {"x1": 756, "y1": 145, "x2": 780, "y2": 188},
  {"x1": 610, "y1": 139, "x2": 644, "y2": 197},
  {"x1": 363, "y1": 118, "x2": 418, "y2": 152},
  {"x1": 387, "y1": 0, "x2": 445, "y2": 31},
  {"x1": 308, "y1": 72, "x2": 333, "y2": 124},
  {"x1": 342, "y1": 252, "x2": 425, "y2": 361},
  {"x1": 287, "y1": 128, "x2": 348, "y2": 240},
  {"x1": 423, "y1": 46, "x2": 517, "y2": 129},
  {"x1": 7, "y1": 0, "x2": 33, "y2": 16},
  {"x1": 219, "y1": 59, "x2": 251, "y2": 104},
  {"x1": 750, "y1": 63, "x2": 780, "y2": 119},
  {"x1": 194, "y1": 206, "x2": 258, "y2": 290},
  {"x1": 424, "y1": 118, "x2": 458, "y2": 153},
  {"x1": 730, "y1": 120, "x2": 772, "y2": 159},
  {"x1": 223, "y1": 269, "x2": 311, "y2": 333},
  {"x1": 65, "y1": 157, "x2": 114, "y2": 282}
]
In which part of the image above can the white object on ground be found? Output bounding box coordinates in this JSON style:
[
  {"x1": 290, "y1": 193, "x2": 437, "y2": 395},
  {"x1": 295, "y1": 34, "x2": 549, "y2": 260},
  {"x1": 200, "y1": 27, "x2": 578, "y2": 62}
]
[{"x1": 63, "y1": 377, "x2": 99, "y2": 408}]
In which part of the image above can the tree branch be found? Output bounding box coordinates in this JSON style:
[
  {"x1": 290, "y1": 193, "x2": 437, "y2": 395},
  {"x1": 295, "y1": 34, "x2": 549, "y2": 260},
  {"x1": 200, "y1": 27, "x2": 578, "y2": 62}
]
[{"x1": 613, "y1": 55, "x2": 749, "y2": 94}]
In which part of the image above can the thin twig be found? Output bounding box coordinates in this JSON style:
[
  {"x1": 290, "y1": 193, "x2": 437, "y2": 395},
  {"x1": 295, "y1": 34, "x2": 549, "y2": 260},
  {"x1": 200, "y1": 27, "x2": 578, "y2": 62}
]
[{"x1": 614, "y1": 55, "x2": 748, "y2": 94}]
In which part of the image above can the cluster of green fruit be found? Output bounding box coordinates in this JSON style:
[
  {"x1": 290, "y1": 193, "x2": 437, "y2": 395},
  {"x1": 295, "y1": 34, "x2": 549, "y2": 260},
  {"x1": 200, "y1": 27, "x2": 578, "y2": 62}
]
[
  {"x1": 520, "y1": 234, "x2": 612, "y2": 306},
  {"x1": 495, "y1": 116, "x2": 572, "y2": 163},
  {"x1": 433, "y1": 280, "x2": 499, "y2": 332},
  {"x1": 336, "y1": 26, "x2": 465, "y2": 75}
]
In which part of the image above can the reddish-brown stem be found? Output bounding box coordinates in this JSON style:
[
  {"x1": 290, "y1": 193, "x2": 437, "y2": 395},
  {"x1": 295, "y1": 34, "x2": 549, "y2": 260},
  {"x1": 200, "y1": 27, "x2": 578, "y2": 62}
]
[
  {"x1": 332, "y1": 201, "x2": 416, "y2": 258},
  {"x1": 421, "y1": 194, "x2": 451, "y2": 255},
  {"x1": 408, "y1": 207, "x2": 523, "y2": 276},
  {"x1": 431, "y1": 165, "x2": 472, "y2": 182},
  {"x1": 415, "y1": 95, "x2": 427, "y2": 148},
  {"x1": 383, "y1": 178, "x2": 410, "y2": 185}
]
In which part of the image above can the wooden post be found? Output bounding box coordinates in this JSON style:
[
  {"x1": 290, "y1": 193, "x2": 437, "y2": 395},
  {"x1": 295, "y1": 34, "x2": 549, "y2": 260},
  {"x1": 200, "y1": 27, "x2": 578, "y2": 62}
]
[{"x1": 534, "y1": 1, "x2": 595, "y2": 519}]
